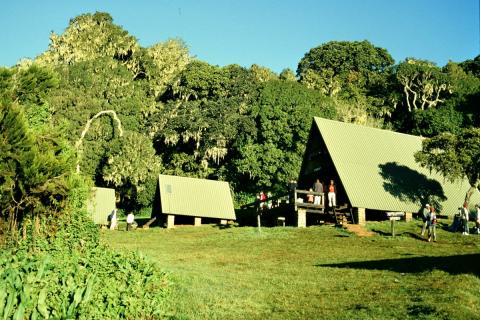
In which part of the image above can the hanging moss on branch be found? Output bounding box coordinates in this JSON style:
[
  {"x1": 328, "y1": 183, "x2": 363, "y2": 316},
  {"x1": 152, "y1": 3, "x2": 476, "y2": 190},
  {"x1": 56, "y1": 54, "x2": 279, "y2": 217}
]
[{"x1": 75, "y1": 110, "x2": 123, "y2": 173}]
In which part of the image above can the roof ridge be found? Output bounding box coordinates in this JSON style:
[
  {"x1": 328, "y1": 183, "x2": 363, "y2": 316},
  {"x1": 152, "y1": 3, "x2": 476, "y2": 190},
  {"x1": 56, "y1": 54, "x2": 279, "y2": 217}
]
[{"x1": 313, "y1": 117, "x2": 424, "y2": 140}]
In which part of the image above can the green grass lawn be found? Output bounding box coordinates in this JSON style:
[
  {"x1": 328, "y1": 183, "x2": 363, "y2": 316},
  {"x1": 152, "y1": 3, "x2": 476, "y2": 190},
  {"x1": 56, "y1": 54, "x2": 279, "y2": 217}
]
[{"x1": 101, "y1": 220, "x2": 480, "y2": 319}]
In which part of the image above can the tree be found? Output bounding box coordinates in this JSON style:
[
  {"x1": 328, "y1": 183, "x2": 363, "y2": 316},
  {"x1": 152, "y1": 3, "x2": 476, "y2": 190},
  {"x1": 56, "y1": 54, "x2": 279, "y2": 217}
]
[
  {"x1": 151, "y1": 62, "x2": 259, "y2": 179},
  {"x1": 442, "y1": 61, "x2": 480, "y2": 128},
  {"x1": 233, "y1": 79, "x2": 336, "y2": 191},
  {"x1": 0, "y1": 102, "x2": 74, "y2": 240},
  {"x1": 459, "y1": 55, "x2": 480, "y2": 78},
  {"x1": 297, "y1": 40, "x2": 394, "y2": 97},
  {"x1": 250, "y1": 64, "x2": 278, "y2": 82},
  {"x1": 13, "y1": 63, "x2": 60, "y2": 131},
  {"x1": 144, "y1": 38, "x2": 192, "y2": 98},
  {"x1": 36, "y1": 12, "x2": 140, "y2": 72},
  {"x1": 414, "y1": 129, "x2": 480, "y2": 205},
  {"x1": 0, "y1": 67, "x2": 14, "y2": 104},
  {"x1": 279, "y1": 68, "x2": 296, "y2": 82},
  {"x1": 395, "y1": 59, "x2": 452, "y2": 112},
  {"x1": 102, "y1": 131, "x2": 162, "y2": 210}
]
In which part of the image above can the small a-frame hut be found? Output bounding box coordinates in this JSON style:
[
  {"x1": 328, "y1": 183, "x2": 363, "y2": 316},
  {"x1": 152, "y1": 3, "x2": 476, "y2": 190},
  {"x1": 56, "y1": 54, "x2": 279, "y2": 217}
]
[
  {"x1": 151, "y1": 174, "x2": 236, "y2": 228},
  {"x1": 87, "y1": 187, "x2": 116, "y2": 225},
  {"x1": 299, "y1": 117, "x2": 480, "y2": 224}
]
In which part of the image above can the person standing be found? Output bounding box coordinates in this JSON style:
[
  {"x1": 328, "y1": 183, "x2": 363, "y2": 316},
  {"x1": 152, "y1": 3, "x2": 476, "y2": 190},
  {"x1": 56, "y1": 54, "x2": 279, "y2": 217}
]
[
  {"x1": 427, "y1": 206, "x2": 437, "y2": 242},
  {"x1": 109, "y1": 209, "x2": 118, "y2": 230},
  {"x1": 460, "y1": 202, "x2": 469, "y2": 235},
  {"x1": 307, "y1": 188, "x2": 314, "y2": 203},
  {"x1": 328, "y1": 180, "x2": 336, "y2": 208},
  {"x1": 313, "y1": 179, "x2": 323, "y2": 205},
  {"x1": 473, "y1": 204, "x2": 480, "y2": 234},
  {"x1": 267, "y1": 191, "x2": 273, "y2": 209},
  {"x1": 420, "y1": 204, "x2": 430, "y2": 236},
  {"x1": 126, "y1": 212, "x2": 135, "y2": 231},
  {"x1": 257, "y1": 191, "x2": 267, "y2": 211}
]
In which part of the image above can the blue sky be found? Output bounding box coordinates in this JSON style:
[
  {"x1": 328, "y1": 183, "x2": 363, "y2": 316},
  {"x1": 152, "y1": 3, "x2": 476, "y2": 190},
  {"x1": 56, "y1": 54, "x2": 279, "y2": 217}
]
[{"x1": 1, "y1": 0, "x2": 479, "y2": 73}]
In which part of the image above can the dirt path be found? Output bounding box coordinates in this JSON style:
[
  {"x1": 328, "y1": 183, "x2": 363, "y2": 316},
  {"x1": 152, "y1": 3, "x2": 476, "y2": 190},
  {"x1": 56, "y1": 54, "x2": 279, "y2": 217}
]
[{"x1": 345, "y1": 224, "x2": 375, "y2": 237}]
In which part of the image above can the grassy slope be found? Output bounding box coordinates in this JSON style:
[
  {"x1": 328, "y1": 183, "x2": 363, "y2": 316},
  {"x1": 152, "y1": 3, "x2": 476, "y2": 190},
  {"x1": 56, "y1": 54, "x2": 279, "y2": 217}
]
[{"x1": 102, "y1": 220, "x2": 480, "y2": 320}]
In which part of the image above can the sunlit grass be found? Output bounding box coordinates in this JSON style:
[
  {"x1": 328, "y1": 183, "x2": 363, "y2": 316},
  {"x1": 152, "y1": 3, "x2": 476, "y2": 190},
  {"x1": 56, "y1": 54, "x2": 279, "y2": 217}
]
[{"x1": 102, "y1": 219, "x2": 480, "y2": 319}]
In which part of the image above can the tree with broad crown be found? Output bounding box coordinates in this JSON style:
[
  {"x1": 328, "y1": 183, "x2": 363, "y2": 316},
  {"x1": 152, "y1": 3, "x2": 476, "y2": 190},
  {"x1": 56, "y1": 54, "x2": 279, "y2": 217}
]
[
  {"x1": 36, "y1": 12, "x2": 140, "y2": 75},
  {"x1": 414, "y1": 129, "x2": 480, "y2": 205},
  {"x1": 297, "y1": 40, "x2": 394, "y2": 97},
  {"x1": 234, "y1": 79, "x2": 336, "y2": 192}
]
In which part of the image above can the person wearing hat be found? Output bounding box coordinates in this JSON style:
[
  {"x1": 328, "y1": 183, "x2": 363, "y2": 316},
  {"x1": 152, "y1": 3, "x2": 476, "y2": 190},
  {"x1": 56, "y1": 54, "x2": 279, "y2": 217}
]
[{"x1": 421, "y1": 203, "x2": 430, "y2": 236}]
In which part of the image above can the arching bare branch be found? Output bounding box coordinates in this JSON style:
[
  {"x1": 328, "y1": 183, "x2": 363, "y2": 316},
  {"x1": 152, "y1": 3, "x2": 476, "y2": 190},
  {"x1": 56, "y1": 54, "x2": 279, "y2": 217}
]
[{"x1": 75, "y1": 110, "x2": 123, "y2": 173}]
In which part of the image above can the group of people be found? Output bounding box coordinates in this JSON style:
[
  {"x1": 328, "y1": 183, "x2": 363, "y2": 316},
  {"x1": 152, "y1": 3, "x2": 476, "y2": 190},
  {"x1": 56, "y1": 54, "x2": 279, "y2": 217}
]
[
  {"x1": 420, "y1": 204, "x2": 437, "y2": 242},
  {"x1": 422, "y1": 202, "x2": 480, "y2": 241},
  {"x1": 257, "y1": 191, "x2": 273, "y2": 210},
  {"x1": 448, "y1": 202, "x2": 480, "y2": 235},
  {"x1": 306, "y1": 179, "x2": 337, "y2": 208},
  {"x1": 108, "y1": 209, "x2": 136, "y2": 231}
]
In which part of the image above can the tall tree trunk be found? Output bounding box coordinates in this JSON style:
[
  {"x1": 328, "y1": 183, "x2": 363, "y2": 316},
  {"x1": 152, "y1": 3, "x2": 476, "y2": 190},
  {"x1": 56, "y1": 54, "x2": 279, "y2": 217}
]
[{"x1": 464, "y1": 185, "x2": 477, "y2": 205}]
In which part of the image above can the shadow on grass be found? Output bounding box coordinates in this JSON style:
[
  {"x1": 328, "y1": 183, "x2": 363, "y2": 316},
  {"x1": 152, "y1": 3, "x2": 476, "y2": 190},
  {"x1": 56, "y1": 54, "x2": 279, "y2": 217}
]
[
  {"x1": 379, "y1": 162, "x2": 447, "y2": 211},
  {"x1": 370, "y1": 229, "x2": 427, "y2": 241},
  {"x1": 316, "y1": 253, "x2": 480, "y2": 277}
]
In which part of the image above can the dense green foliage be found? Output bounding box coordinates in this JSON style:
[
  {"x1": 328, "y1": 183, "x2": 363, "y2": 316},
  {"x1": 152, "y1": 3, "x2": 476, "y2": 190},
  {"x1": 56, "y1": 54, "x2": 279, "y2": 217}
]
[
  {"x1": 1, "y1": 9, "x2": 478, "y2": 212},
  {"x1": 16, "y1": 12, "x2": 478, "y2": 209},
  {"x1": 0, "y1": 100, "x2": 73, "y2": 241},
  {"x1": 0, "y1": 210, "x2": 170, "y2": 319},
  {"x1": 415, "y1": 128, "x2": 480, "y2": 204}
]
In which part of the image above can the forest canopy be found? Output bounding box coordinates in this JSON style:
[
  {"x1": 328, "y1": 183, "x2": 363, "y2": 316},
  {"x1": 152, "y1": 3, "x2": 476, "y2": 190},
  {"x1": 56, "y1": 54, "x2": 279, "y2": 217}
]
[{"x1": 2, "y1": 11, "x2": 479, "y2": 215}]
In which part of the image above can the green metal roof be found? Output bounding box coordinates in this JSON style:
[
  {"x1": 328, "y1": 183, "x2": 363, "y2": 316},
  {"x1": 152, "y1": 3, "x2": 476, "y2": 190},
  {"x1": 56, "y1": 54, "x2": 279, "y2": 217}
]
[
  {"x1": 87, "y1": 187, "x2": 116, "y2": 224},
  {"x1": 312, "y1": 117, "x2": 480, "y2": 214},
  {"x1": 157, "y1": 174, "x2": 236, "y2": 220}
]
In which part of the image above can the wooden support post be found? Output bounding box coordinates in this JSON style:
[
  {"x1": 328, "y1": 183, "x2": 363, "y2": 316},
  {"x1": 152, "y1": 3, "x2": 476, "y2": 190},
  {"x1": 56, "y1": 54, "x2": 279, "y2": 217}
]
[
  {"x1": 166, "y1": 215, "x2": 175, "y2": 229},
  {"x1": 194, "y1": 217, "x2": 202, "y2": 227},
  {"x1": 403, "y1": 212, "x2": 412, "y2": 222},
  {"x1": 297, "y1": 209, "x2": 307, "y2": 228},
  {"x1": 257, "y1": 213, "x2": 262, "y2": 232},
  {"x1": 354, "y1": 207, "x2": 366, "y2": 225},
  {"x1": 390, "y1": 217, "x2": 401, "y2": 236}
]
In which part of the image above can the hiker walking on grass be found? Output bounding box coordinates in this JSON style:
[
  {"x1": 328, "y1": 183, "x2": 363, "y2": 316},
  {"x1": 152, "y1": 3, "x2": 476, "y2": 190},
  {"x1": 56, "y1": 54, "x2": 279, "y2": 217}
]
[
  {"x1": 427, "y1": 206, "x2": 437, "y2": 242},
  {"x1": 421, "y1": 204, "x2": 430, "y2": 236}
]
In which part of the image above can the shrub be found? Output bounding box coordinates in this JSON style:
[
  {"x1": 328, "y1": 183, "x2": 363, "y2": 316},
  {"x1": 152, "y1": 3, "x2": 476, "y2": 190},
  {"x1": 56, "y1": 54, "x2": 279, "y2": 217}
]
[{"x1": 0, "y1": 243, "x2": 170, "y2": 319}]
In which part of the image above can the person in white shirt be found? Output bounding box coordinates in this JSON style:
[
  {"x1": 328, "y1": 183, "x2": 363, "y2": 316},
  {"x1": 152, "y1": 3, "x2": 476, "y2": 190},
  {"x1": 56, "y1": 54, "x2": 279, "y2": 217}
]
[
  {"x1": 126, "y1": 212, "x2": 135, "y2": 231},
  {"x1": 109, "y1": 209, "x2": 118, "y2": 230}
]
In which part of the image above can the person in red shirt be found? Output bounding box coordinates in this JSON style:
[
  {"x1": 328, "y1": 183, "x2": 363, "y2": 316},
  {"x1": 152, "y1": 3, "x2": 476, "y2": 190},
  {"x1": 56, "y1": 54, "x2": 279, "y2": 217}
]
[
  {"x1": 328, "y1": 180, "x2": 336, "y2": 207},
  {"x1": 258, "y1": 191, "x2": 267, "y2": 210}
]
